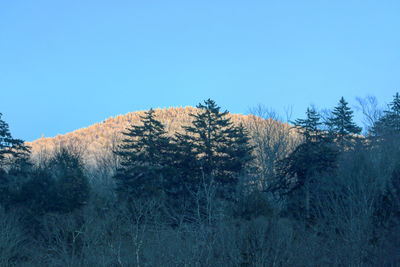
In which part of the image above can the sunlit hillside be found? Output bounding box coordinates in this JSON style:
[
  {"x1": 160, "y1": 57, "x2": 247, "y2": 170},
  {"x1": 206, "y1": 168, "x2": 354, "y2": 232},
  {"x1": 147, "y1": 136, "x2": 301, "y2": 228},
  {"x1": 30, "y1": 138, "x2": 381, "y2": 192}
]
[{"x1": 26, "y1": 106, "x2": 296, "y2": 169}]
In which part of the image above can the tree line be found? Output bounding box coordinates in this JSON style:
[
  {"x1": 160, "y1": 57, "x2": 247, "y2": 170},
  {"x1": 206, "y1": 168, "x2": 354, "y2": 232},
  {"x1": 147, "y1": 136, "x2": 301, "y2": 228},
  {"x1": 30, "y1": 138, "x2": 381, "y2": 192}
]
[
  {"x1": 114, "y1": 99, "x2": 253, "y2": 221},
  {"x1": 0, "y1": 94, "x2": 400, "y2": 265}
]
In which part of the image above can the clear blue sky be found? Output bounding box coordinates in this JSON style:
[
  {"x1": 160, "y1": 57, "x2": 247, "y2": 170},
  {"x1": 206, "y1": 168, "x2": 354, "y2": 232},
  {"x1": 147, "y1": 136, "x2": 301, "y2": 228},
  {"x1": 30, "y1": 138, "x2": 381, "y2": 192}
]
[{"x1": 1, "y1": 1, "x2": 399, "y2": 141}]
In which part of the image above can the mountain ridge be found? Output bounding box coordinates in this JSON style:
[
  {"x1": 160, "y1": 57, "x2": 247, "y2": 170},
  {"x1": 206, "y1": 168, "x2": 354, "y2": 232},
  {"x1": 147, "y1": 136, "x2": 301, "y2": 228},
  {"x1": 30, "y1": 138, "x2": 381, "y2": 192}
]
[{"x1": 26, "y1": 106, "x2": 292, "y2": 167}]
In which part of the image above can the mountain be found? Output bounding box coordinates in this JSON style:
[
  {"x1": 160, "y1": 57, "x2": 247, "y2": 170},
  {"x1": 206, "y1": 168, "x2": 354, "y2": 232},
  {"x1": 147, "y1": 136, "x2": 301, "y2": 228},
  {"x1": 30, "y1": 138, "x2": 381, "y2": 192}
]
[{"x1": 26, "y1": 106, "x2": 295, "y2": 169}]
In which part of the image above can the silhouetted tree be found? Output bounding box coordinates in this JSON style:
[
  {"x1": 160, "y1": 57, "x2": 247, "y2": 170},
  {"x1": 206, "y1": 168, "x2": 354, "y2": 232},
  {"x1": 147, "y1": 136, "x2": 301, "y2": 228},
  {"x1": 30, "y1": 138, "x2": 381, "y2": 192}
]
[
  {"x1": 326, "y1": 97, "x2": 361, "y2": 149},
  {"x1": 356, "y1": 95, "x2": 382, "y2": 135},
  {"x1": 19, "y1": 168, "x2": 56, "y2": 215},
  {"x1": 176, "y1": 99, "x2": 253, "y2": 200},
  {"x1": 0, "y1": 113, "x2": 30, "y2": 168},
  {"x1": 114, "y1": 108, "x2": 174, "y2": 201},
  {"x1": 223, "y1": 123, "x2": 254, "y2": 177},
  {"x1": 47, "y1": 147, "x2": 89, "y2": 213},
  {"x1": 17, "y1": 148, "x2": 89, "y2": 215},
  {"x1": 0, "y1": 113, "x2": 31, "y2": 210},
  {"x1": 275, "y1": 108, "x2": 338, "y2": 220},
  {"x1": 373, "y1": 92, "x2": 400, "y2": 136},
  {"x1": 247, "y1": 105, "x2": 297, "y2": 191},
  {"x1": 169, "y1": 132, "x2": 198, "y2": 205}
]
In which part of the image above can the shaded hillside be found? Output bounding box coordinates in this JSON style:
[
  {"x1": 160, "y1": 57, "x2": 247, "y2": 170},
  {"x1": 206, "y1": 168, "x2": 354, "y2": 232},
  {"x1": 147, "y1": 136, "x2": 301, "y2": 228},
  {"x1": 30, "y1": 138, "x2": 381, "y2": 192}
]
[{"x1": 26, "y1": 107, "x2": 297, "y2": 175}]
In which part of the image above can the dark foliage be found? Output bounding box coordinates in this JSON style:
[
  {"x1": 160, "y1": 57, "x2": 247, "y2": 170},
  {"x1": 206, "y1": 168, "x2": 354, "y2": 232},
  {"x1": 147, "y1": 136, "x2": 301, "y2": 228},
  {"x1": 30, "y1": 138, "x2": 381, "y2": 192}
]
[
  {"x1": 0, "y1": 113, "x2": 31, "y2": 210},
  {"x1": 275, "y1": 108, "x2": 338, "y2": 194},
  {"x1": 274, "y1": 107, "x2": 338, "y2": 221},
  {"x1": 2, "y1": 95, "x2": 400, "y2": 266},
  {"x1": 0, "y1": 113, "x2": 30, "y2": 168},
  {"x1": 45, "y1": 148, "x2": 89, "y2": 213},
  {"x1": 10, "y1": 148, "x2": 89, "y2": 217},
  {"x1": 326, "y1": 97, "x2": 362, "y2": 149},
  {"x1": 114, "y1": 108, "x2": 174, "y2": 201},
  {"x1": 373, "y1": 92, "x2": 400, "y2": 136},
  {"x1": 176, "y1": 99, "x2": 253, "y2": 200}
]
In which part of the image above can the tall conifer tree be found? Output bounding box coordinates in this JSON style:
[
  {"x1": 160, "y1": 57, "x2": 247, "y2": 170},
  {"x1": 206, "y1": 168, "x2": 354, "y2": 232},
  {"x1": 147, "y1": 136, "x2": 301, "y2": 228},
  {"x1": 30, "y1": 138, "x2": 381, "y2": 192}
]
[
  {"x1": 373, "y1": 92, "x2": 400, "y2": 136},
  {"x1": 0, "y1": 113, "x2": 30, "y2": 168},
  {"x1": 326, "y1": 97, "x2": 361, "y2": 149},
  {"x1": 176, "y1": 99, "x2": 253, "y2": 199},
  {"x1": 277, "y1": 108, "x2": 336, "y2": 192},
  {"x1": 0, "y1": 113, "x2": 31, "y2": 210},
  {"x1": 114, "y1": 108, "x2": 173, "y2": 200},
  {"x1": 275, "y1": 107, "x2": 338, "y2": 220}
]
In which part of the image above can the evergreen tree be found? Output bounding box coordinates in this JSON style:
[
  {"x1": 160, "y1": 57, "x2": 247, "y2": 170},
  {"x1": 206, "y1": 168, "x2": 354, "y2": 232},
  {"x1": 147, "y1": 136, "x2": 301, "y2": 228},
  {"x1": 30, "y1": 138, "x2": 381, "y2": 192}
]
[
  {"x1": 0, "y1": 113, "x2": 31, "y2": 210},
  {"x1": 326, "y1": 97, "x2": 361, "y2": 149},
  {"x1": 46, "y1": 147, "x2": 89, "y2": 213},
  {"x1": 16, "y1": 148, "x2": 89, "y2": 215},
  {"x1": 170, "y1": 132, "x2": 199, "y2": 199},
  {"x1": 275, "y1": 107, "x2": 338, "y2": 220},
  {"x1": 0, "y1": 113, "x2": 30, "y2": 168},
  {"x1": 176, "y1": 99, "x2": 253, "y2": 200},
  {"x1": 114, "y1": 108, "x2": 173, "y2": 201},
  {"x1": 19, "y1": 168, "x2": 56, "y2": 215},
  {"x1": 223, "y1": 123, "x2": 254, "y2": 177},
  {"x1": 293, "y1": 107, "x2": 323, "y2": 143},
  {"x1": 276, "y1": 108, "x2": 336, "y2": 193},
  {"x1": 373, "y1": 92, "x2": 400, "y2": 136}
]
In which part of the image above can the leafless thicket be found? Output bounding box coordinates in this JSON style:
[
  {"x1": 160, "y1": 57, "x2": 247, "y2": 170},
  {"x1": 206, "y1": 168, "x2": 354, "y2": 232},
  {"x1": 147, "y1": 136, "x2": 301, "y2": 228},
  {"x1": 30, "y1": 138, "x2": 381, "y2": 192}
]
[{"x1": 247, "y1": 104, "x2": 300, "y2": 191}]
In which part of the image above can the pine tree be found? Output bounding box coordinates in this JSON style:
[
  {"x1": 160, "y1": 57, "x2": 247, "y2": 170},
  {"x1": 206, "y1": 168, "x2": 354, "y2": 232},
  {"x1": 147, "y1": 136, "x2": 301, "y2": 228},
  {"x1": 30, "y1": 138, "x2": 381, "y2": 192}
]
[
  {"x1": 176, "y1": 99, "x2": 253, "y2": 200},
  {"x1": 275, "y1": 107, "x2": 338, "y2": 220},
  {"x1": 49, "y1": 148, "x2": 89, "y2": 213},
  {"x1": 326, "y1": 97, "x2": 361, "y2": 149},
  {"x1": 0, "y1": 113, "x2": 30, "y2": 168},
  {"x1": 293, "y1": 107, "x2": 323, "y2": 143},
  {"x1": 19, "y1": 168, "x2": 56, "y2": 215},
  {"x1": 114, "y1": 108, "x2": 173, "y2": 201},
  {"x1": 170, "y1": 132, "x2": 199, "y2": 198},
  {"x1": 0, "y1": 113, "x2": 31, "y2": 210},
  {"x1": 20, "y1": 147, "x2": 89, "y2": 214},
  {"x1": 276, "y1": 108, "x2": 336, "y2": 192},
  {"x1": 373, "y1": 92, "x2": 400, "y2": 136},
  {"x1": 223, "y1": 123, "x2": 254, "y2": 176}
]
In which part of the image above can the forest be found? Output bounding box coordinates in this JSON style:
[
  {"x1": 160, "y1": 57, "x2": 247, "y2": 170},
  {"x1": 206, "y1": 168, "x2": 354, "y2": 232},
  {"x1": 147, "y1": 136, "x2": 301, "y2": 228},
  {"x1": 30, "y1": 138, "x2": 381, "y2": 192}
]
[{"x1": 1, "y1": 95, "x2": 400, "y2": 266}]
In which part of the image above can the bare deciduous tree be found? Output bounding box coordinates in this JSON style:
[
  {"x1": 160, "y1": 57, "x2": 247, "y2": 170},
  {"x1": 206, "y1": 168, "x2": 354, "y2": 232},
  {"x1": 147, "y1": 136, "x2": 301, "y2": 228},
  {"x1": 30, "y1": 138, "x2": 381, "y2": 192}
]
[
  {"x1": 356, "y1": 95, "x2": 383, "y2": 135},
  {"x1": 247, "y1": 104, "x2": 300, "y2": 191}
]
